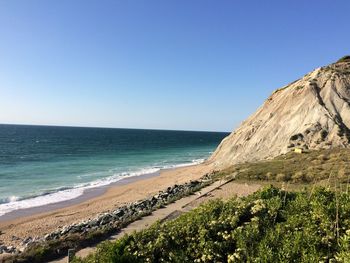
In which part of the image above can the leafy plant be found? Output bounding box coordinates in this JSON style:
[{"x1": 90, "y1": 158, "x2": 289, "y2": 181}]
[{"x1": 74, "y1": 186, "x2": 350, "y2": 262}]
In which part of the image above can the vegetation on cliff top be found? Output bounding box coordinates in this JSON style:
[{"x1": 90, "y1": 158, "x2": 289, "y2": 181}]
[
  {"x1": 74, "y1": 185, "x2": 350, "y2": 262},
  {"x1": 217, "y1": 148, "x2": 350, "y2": 187},
  {"x1": 337, "y1": 55, "x2": 350, "y2": 63}
]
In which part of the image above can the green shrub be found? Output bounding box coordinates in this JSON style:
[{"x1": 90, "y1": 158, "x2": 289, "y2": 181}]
[{"x1": 74, "y1": 186, "x2": 350, "y2": 262}]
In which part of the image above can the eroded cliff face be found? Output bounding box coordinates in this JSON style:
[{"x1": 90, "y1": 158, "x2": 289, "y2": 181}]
[{"x1": 210, "y1": 56, "x2": 350, "y2": 168}]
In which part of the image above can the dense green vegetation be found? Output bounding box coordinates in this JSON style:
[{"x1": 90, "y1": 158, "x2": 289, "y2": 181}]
[{"x1": 74, "y1": 185, "x2": 350, "y2": 262}]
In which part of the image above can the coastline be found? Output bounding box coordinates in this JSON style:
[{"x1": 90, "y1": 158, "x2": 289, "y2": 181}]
[
  {"x1": 0, "y1": 163, "x2": 213, "y2": 249},
  {"x1": 0, "y1": 169, "x2": 161, "y2": 222}
]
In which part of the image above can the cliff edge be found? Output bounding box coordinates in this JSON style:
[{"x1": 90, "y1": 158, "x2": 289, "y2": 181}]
[{"x1": 210, "y1": 56, "x2": 350, "y2": 168}]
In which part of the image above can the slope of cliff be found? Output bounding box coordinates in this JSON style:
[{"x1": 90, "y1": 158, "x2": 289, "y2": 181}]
[{"x1": 210, "y1": 56, "x2": 350, "y2": 168}]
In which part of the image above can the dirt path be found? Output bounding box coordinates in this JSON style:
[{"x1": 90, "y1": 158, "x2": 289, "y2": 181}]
[{"x1": 50, "y1": 180, "x2": 260, "y2": 262}]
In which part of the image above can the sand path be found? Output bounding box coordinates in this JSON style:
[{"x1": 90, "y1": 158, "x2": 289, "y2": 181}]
[{"x1": 51, "y1": 179, "x2": 261, "y2": 262}]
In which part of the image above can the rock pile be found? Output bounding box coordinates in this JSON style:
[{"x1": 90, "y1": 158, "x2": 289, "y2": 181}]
[
  {"x1": 0, "y1": 245, "x2": 17, "y2": 254},
  {"x1": 0, "y1": 174, "x2": 213, "y2": 255}
]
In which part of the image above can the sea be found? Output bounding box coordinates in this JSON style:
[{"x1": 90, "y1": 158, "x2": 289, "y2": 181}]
[{"x1": 0, "y1": 124, "x2": 228, "y2": 217}]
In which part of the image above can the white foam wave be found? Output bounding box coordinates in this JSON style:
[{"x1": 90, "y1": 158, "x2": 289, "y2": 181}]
[
  {"x1": 0, "y1": 159, "x2": 205, "y2": 217},
  {"x1": 0, "y1": 188, "x2": 85, "y2": 217}
]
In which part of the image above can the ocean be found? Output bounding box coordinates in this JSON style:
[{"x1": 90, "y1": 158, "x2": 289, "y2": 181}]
[{"x1": 0, "y1": 124, "x2": 228, "y2": 217}]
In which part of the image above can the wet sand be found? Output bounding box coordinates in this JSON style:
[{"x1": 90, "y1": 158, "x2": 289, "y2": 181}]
[{"x1": 0, "y1": 170, "x2": 160, "y2": 222}]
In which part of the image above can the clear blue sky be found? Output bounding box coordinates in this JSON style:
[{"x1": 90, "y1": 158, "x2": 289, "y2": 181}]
[{"x1": 0, "y1": 0, "x2": 349, "y2": 132}]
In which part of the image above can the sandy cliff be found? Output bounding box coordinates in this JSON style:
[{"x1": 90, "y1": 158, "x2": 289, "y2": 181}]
[{"x1": 210, "y1": 56, "x2": 350, "y2": 168}]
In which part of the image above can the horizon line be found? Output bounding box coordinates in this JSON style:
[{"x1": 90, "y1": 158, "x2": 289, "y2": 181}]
[{"x1": 0, "y1": 122, "x2": 230, "y2": 133}]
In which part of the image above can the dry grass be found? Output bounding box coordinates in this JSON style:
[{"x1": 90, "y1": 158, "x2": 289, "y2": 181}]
[{"x1": 214, "y1": 148, "x2": 350, "y2": 190}]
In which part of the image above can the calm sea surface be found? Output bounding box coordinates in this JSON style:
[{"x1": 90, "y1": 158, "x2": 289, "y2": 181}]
[{"x1": 0, "y1": 124, "x2": 228, "y2": 216}]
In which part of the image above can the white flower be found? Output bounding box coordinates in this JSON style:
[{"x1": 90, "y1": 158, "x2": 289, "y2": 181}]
[{"x1": 251, "y1": 200, "x2": 266, "y2": 214}]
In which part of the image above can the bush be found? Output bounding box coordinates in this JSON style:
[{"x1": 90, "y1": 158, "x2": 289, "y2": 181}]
[
  {"x1": 276, "y1": 173, "x2": 291, "y2": 182},
  {"x1": 74, "y1": 186, "x2": 350, "y2": 262}
]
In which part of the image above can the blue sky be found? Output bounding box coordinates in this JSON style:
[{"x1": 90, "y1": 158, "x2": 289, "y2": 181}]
[{"x1": 0, "y1": 0, "x2": 349, "y2": 132}]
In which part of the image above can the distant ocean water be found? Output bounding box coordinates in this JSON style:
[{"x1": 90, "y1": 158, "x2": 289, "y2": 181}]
[{"x1": 0, "y1": 124, "x2": 228, "y2": 217}]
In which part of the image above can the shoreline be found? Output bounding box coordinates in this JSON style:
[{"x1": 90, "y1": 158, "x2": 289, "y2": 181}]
[
  {"x1": 0, "y1": 160, "x2": 205, "y2": 222},
  {"x1": 0, "y1": 169, "x2": 161, "y2": 222},
  {"x1": 0, "y1": 163, "x2": 213, "y2": 250}
]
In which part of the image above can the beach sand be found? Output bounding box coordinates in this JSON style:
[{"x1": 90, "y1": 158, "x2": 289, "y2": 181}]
[{"x1": 0, "y1": 163, "x2": 213, "y2": 248}]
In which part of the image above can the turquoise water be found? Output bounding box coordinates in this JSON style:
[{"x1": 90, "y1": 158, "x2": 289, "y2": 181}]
[{"x1": 0, "y1": 124, "x2": 228, "y2": 216}]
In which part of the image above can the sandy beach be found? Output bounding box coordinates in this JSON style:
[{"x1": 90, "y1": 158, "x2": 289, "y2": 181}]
[{"x1": 0, "y1": 163, "x2": 213, "y2": 248}]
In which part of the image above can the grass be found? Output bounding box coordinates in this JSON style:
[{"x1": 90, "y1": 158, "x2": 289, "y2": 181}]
[{"x1": 214, "y1": 148, "x2": 350, "y2": 188}]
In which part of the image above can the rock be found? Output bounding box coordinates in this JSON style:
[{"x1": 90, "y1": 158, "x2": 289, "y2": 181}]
[
  {"x1": 113, "y1": 209, "x2": 125, "y2": 217},
  {"x1": 60, "y1": 225, "x2": 73, "y2": 235},
  {"x1": 6, "y1": 246, "x2": 16, "y2": 253},
  {"x1": 0, "y1": 245, "x2": 6, "y2": 254},
  {"x1": 0, "y1": 245, "x2": 17, "y2": 254},
  {"x1": 160, "y1": 192, "x2": 169, "y2": 198},
  {"x1": 17, "y1": 175, "x2": 209, "y2": 252},
  {"x1": 68, "y1": 226, "x2": 80, "y2": 233},
  {"x1": 99, "y1": 214, "x2": 112, "y2": 226},
  {"x1": 210, "y1": 57, "x2": 350, "y2": 167},
  {"x1": 87, "y1": 219, "x2": 98, "y2": 228},
  {"x1": 20, "y1": 237, "x2": 33, "y2": 246},
  {"x1": 11, "y1": 235, "x2": 21, "y2": 241},
  {"x1": 190, "y1": 180, "x2": 200, "y2": 185}
]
